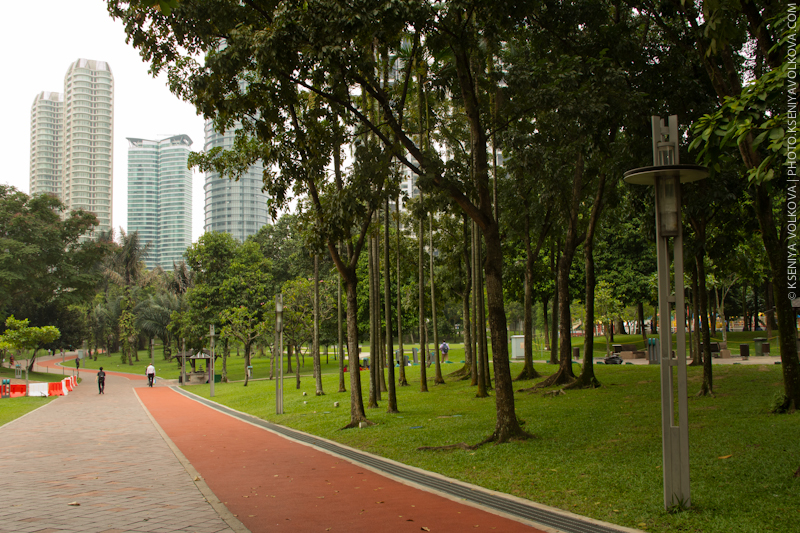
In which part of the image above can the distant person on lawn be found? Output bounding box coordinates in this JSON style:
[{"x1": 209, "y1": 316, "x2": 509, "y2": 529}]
[{"x1": 440, "y1": 341, "x2": 449, "y2": 362}]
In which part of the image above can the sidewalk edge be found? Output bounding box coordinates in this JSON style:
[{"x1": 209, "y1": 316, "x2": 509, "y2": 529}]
[{"x1": 134, "y1": 389, "x2": 250, "y2": 533}]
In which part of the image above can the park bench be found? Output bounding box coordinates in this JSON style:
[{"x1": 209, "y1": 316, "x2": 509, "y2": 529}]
[
  {"x1": 699, "y1": 342, "x2": 723, "y2": 358},
  {"x1": 615, "y1": 343, "x2": 645, "y2": 360}
]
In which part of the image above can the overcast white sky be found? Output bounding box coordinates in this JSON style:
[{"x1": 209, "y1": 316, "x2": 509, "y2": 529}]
[{"x1": 0, "y1": 0, "x2": 207, "y2": 241}]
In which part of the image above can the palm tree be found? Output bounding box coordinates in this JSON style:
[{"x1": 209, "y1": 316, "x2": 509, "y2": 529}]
[
  {"x1": 135, "y1": 293, "x2": 180, "y2": 360},
  {"x1": 105, "y1": 229, "x2": 155, "y2": 293}
]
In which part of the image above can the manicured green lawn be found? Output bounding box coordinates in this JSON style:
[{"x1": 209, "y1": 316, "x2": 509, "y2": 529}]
[
  {"x1": 0, "y1": 366, "x2": 74, "y2": 383},
  {"x1": 186, "y1": 361, "x2": 799, "y2": 533},
  {"x1": 0, "y1": 396, "x2": 57, "y2": 427}
]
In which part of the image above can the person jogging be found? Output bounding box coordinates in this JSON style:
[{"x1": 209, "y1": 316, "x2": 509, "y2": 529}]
[
  {"x1": 97, "y1": 367, "x2": 106, "y2": 394},
  {"x1": 146, "y1": 364, "x2": 156, "y2": 387}
]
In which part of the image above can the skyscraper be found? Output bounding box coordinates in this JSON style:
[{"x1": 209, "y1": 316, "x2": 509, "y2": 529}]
[
  {"x1": 203, "y1": 120, "x2": 270, "y2": 241},
  {"x1": 62, "y1": 59, "x2": 114, "y2": 233},
  {"x1": 127, "y1": 135, "x2": 193, "y2": 270},
  {"x1": 29, "y1": 92, "x2": 64, "y2": 198}
]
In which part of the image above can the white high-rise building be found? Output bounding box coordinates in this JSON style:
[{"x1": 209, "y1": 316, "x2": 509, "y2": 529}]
[
  {"x1": 29, "y1": 92, "x2": 64, "y2": 197},
  {"x1": 203, "y1": 121, "x2": 270, "y2": 241},
  {"x1": 62, "y1": 59, "x2": 114, "y2": 233},
  {"x1": 127, "y1": 135, "x2": 193, "y2": 270}
]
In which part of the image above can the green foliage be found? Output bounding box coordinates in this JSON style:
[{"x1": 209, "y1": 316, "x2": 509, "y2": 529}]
[
  {"x1": 689, "y1": 60, "x2": 793, "y2": 183},
  {"x1": 0, "y1": 185, "x2": 111, "y2": 326},
  {"x1": 0, "y1": 316, "x2": 60, "y2": 353}
]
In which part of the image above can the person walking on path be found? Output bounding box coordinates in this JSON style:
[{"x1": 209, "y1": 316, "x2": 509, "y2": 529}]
[
  {"x1": 440, "y1": 340, "x2": 449, "y2": 362},
  {"x1": 97, "y1": 367, "x2": 106, "y2": 394},
  {"x1": 146, "y1": 363, "x2": 156, "y2": 387}
]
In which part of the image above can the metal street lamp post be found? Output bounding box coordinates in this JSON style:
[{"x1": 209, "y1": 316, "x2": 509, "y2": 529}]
[
  {"x1": 209, "y1": 324, "x2": 215, "y2": 398},
  {"x1": 624, "y1": 115, "x2": 708, "y2": 510},
  {"x1": 276, "y1": 294, "x2": 284, "y2": 414}
]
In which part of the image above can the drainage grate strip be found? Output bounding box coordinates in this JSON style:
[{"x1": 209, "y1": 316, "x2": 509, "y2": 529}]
[{"x1": 172, "y1": 388, "x2": 632, "y2": 533}]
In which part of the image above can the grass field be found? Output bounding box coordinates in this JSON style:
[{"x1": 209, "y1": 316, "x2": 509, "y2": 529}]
[
  {"x1": 0, "y1": 396, "x2": 56, "y2": 428},
  {"x1": 0, "y1": 367, "x2": 76, "y2": 424},
  {"x1": 183, "y1": 360, "x2": 798, "y2": 533},
  {"x1": 75, "y1": 330, "x2": 780, "y2": 382}
]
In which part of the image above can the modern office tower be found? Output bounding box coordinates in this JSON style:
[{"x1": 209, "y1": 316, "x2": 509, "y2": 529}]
[
  {"x1": 127, "y1": 135, "x2": 193, "y2": 270},
  {"x1": 203, "y1": 120, "x2": 270, "y2": 241},
  {"x1": 62, "y1": 59, "x2": 114, "y2": 233},
  {"x1": 29, "y1": 92, "x2": 64, "y2": 198}
]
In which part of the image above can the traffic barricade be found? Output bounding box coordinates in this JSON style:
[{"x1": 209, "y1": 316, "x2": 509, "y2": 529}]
[
  {"x1": 10, "y1": 384, "x2": 27, "y2": 398},
  {"x1": 27, "y1": 383, "x2": 48, "y2": 397},
  {"x1": 48, "y1": 382, "x2": 64, "y2": 396}
]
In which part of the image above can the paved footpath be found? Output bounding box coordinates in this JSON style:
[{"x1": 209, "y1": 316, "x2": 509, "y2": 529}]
[
  {"x1": 1, "y1": 357, "x2": 637, "y2": 533},
  {"x1": 0, "y1": 358, "x2": 236, "y2": 533}
]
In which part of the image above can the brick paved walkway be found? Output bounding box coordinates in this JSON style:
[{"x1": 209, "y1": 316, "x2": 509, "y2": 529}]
[{"x1": 0, "y1": 359, "x2": 239, "y2": 533}]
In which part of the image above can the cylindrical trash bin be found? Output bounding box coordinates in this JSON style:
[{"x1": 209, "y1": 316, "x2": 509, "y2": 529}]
[
  {"x1": 753, "y1": 338, "x2": 767, "y2": 356},
  {"x1": 740, "y1": 344, "x2": 749, "y2": 359}
]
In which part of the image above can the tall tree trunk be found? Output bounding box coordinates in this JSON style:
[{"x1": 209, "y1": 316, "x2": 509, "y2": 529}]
[
  {"x1": 690, "y1": 263, "x2": 702, "y2": 366},
  {"x1": 638, "y1": 302, "x2": 647, "y2": 341},
  {"x1": 384, "y1": 199, "x2": 398, "y2": 412},
  {"x1": 313, "y1": 254, "x2": 324, "y2": 396},
  {"x1": 337, "y1": 245, "x2": 346, "y2": 393},
  {"x1": 340, "y1": 267, "x2": 369, "y2": 428},
  {"x1": 765, "y1": 280, "x2": 774, "y2": 343},
  {"x1": 516, "y1": 207, "x2": 548, "y2": 380},
  {"x1": 418, "y1": 216, "x2": 428, "y2": 392},
  {"x1": 294, "y1": 345, "x2": 301, "y2": 389},
  {"x1": 568, "y1": 172, "x2": 605, "y2": 389},
  {"x1": 753, "y1": 184, "x2": 800, "y2": 410},
  {"x1": 550, "y1": 245, "x2": 560, "y2": 365},
  {"x1": 430, "y1": 210, "x2": 444, "y2": 384},
  {"x1": 375, "y1": 226, "x2": 387, "y2": 395},
  {"x1": 396, "y1": 198, "x2": 408, "y2": 386},
  {"x1": 474, "y1": 221, "x2": 487, "y2": 396},
  {"x1": 540, "y1": 154, "x2": 585, "y2": 387},
  {"x1": 697, "y1": 251, "x2": 714, "y2": 396},
  {"x1": 477, "y1": 232, "x2": 491, "y2": 391},
  {"x1": 543, "y1": 298, "x2": 550, "y2": 352},
  {"x1": 718, "y1": 287, "x2": 728, "y2": 343},
  {"x1": 367, "y1": 226, "x2": 379, "y2": 408},
  {"x1": 470, "y1": 221, "x2": 479, "y2": 387},
  {"x1": 243, "y1": 343, "x2": 251, "y2": 387}
]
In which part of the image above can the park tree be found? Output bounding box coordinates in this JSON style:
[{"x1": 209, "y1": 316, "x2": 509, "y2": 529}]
[
  {"x1": 0, "y1": 185, "x2": 112, "y2": 332},
  {"x1": 1, "y1": 316, "x2": 60, "y2": 372},
  {"x1": 220, "y1": 306, "x2": 270, "y2": 387},
  {"x1": 107, "y1": 0, "x2": 531, "y2": 443},
  {"x1": 676, "y1": 5, "x2": 800, "y2": 410}
]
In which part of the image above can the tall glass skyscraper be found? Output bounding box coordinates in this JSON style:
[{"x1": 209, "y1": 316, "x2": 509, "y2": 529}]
[
  {"x1": 62, "y1": 59, "x2": 114, "y2": 233},
  {"x1": 29, "y1": 92, "x2": 64, "y2": 197},
  {"x1": 29, "y1": 59, "x2": 114, "y2": 236},
  {"x1": 127, "y1": 135, "x2": 193, "y2": 270},
  {"x1": 203, "y1": 120, "x2": 270, "y2": 241}
]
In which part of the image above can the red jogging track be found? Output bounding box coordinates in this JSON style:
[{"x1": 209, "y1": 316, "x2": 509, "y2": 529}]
[{"x1": 136, "y1": 387, "x2": 545, "y2": 533}]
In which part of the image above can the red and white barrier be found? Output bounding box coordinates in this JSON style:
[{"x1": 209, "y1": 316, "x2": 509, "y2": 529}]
[
  {"x1": 27, "y1": 383, "x2": 48, "y2": 397},
  {"x1": 1, "y1": 376, "x2": 81, "y2": 398}
]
